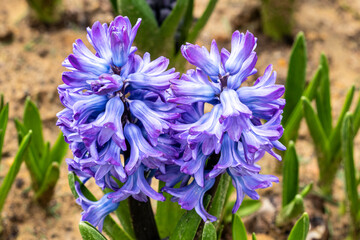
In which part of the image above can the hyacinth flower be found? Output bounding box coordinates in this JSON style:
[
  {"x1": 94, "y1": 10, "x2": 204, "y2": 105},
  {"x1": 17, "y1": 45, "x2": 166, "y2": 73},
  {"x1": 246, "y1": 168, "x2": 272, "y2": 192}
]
[
  {"x1": 167, "y1": 30, "x2": 286, "y2": 221},
  {"x1": 57, "y1": 15, "x2": 181, "y2": 233}
]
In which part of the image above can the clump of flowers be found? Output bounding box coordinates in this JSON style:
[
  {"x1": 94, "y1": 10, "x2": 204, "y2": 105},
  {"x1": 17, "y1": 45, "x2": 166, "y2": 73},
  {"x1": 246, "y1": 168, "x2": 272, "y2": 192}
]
[{"x1": 57, "y1": 15, "x2": 285, "y2": 230}]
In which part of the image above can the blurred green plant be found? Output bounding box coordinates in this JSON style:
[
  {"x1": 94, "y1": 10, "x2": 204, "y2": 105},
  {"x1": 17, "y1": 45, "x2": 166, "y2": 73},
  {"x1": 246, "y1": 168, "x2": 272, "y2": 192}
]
[
  {"x1": 232, "y1": 212, "x2": 310, "y2": 240},
  {"x1": 301, "y1": 53, "x2": 360, "y2": 196},
  {"x1": 110, "y1": 0, "x2": 218, "y2": 68},
  {"x1": 280, "y1": 32, "x2": 322, "y2": 146},
  {"x1": 341, "y1": 113, "x2": 360, "y2": 240},
  {"x1": 276, "y1": 141, "x2": 312, "y2": 226},
  {"x1": 26, "y1": 0, "x2": 62, "y2": 24},
  {"x1": 0, "y1": 95, "x2": 32, "y2": 224},
  {"x1": 260, "y1": 0, "x2": 295, "y2": 41},
  {"x1": 14, "y1": 97, "x2": 68, "y2": 206}
]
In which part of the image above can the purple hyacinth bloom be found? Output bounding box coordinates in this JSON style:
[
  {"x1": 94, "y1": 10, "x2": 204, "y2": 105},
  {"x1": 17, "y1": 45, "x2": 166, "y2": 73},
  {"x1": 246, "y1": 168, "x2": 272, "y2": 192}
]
[
  {"x1": 75, "y1": 182, "x2": 119, "y2": 231},
  {"x1": 57, "y1": 15, "x2": 180, "y2": 228},
  {"x1": 168, "y1": 30, "x2": 285, "y2": 221}
]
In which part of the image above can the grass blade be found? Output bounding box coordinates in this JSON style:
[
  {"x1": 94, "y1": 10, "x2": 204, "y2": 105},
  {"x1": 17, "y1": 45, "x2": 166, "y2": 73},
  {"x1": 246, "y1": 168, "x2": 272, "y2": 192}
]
[
  {"x1": 341, "y1": 113, "x2": 359, "y2": 238},
  {"x1": 232, "y1": 213, "x2": 247, "y2": 240},
  {"x1": 0, "y1": 131, "x2": 32, "y2": 213},
  {"x1": 288, "y1": 212, "x2": 310, "y2": 240},
  {"x1": 282, "y1": 141, "x2": 299, "y2": 207},
  {"x1": 283, "y1": 32, "x2": 307, "y2": 125},
  {"x1": 202, "y1": 222, "x2": 217, "y2": 240},
  {"x1": 79, "y1": 221, "x2": 107, "y2": 240}
]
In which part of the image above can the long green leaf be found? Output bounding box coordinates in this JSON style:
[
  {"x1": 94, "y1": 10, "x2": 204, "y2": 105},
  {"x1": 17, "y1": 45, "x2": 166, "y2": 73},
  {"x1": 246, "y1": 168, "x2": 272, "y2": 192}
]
[
  {"x1": 283, "y1": 32, "x2": 307, "y2": 125},
  {"x1": 0, "y1": 103, "x2": 9, "y2": 163},
  {"x1": 208, "y1": 174, "x2": 231, "y2": 229},
  {"x1": 0, "y1": 131, "x2": 32, "y2": 213},
  {"x1": 114, "y1": 198, "x2": 134, "y2": 238},
  {"x1": 169, "y1": 195, "x2": 211, "y2": 240},
  {"x1": 299, "y1": 183, "x2": 313, "y2": 198},
  {"x1": 202, "y1": 222, "x2": 217, "y2": 240},
  {"x1": 224, "y1": 199, "x2": 261, "y2": 223},
  {"x1": 353, "y1": 94, "x2": 360, "y2": 135},
  {"x1": 160, "y1": 0, "x2": 190, "y2": 54},
  {"x1": 282, "y1": 141, "x2": 299, "y2": 207},
  {"x1": 156, "y1": 181, "x2": 185, "y2": 239},
  {"x1": 282, "y1": 66, "x2": 322, "y2": 144},
  {"x1": 232, "y1": 213, "x2": 247, "y2": 240},
  {"x1": 316, "y1": 54, "x2": 332, "y2": 136},
  {"x1": 301, "y1": 97, "x2": 330, "y2": 162},
  {"x1": 35, "y1": 162, "x2": 60, "y2": 202},
  {"x1": 187, "y1": 0, "x2": 218, "y2": 43},
  {"x1": 252, "y1": 233, "x2": 257, "y2": 240},
  {"x1": 49, "y1": 132, "x2": 68, "y2": 164},
  {"x1": 79, "y1": 221, "x2": 107, "y2": 240},
  {"x1": 23, "y1": 98, "x2": 44, "y2": 162},
  {"x1": 288, "y1": 213, "x2": 310, "y2": 240},
  {"x1": 109, "y1": 0, "x2": 119, "y2": 14},
  {"x1": 14, "y1": 119, "x2": 43, "y2": 186},
  {"x1": 329, "y1": 86, "x2": 355, "y2": 158},
  {"x1": 68, "y1": 172, "x2": 133, "y2": 240},
  {"x1": 341, "y1": 113, "x2": 359, "y2": 234}
]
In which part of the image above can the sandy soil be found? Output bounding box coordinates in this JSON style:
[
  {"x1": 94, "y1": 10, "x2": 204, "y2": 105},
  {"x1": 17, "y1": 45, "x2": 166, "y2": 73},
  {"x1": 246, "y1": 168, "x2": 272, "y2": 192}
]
[{"x1": 0, "y1": 0, "x2": 359, "y2": 239}]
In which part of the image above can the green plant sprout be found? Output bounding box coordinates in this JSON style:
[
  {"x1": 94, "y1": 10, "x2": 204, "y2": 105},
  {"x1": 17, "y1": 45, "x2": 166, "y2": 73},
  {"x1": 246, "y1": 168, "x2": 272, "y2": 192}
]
[
  {"x1": 26, "y1": 0, "x2": 62, "y2": 24},
  {"x1": 14, "y1": 97, "x2": 68, "y2": 206},
  {"x1": 301, "y1": 54, "x2": 360, "y2": 196},
  {"x1": 341, "y1": 113, "x2": 360, "y2": 240},
  {"x1": 276, "y1": 141, "x2": 312, "y2": 226}
]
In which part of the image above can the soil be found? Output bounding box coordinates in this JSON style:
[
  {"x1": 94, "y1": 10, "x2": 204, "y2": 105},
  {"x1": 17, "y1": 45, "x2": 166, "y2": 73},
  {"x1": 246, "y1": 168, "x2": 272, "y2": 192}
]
[{"x1": 0, "y1": 0, "x2": 359, "y2": 239}]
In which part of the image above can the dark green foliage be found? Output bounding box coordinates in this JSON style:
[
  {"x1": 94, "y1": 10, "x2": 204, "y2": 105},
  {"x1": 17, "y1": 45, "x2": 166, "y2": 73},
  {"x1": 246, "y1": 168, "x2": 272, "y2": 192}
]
[{"x1": 26, "y1": 0, "x2": 62, "y2": 24}]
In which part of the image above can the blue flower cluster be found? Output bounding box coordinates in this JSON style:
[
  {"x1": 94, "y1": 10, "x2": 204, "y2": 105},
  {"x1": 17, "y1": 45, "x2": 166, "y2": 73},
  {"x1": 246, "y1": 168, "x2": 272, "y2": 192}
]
[{"x1": 57, "y1": 16, "x2": 285, "y2": 230}]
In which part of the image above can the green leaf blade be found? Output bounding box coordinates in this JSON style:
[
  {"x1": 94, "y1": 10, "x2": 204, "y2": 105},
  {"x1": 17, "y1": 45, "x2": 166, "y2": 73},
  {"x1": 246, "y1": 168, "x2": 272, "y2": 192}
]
[
  {"x1": 202, "y1": 222, "x2": 217, "y2": 240},
  {"x1": 283, "y1": 32, "x2": 307, "y2": 125},
  {"x1": 288, "y1": 213, "x2": 310, "y2": 240},
  {"x1": 0, "y1": 131, "x2": 32, "y2": 213},
  {"x1": 79, "y1": 221, "x2": 107, "y2": 240},
  {"x1": 232, "y1": 213, "x2": 247, "y2": 240},
  {"x1": 282, "y1": 141, "x2": 299, "y2": 207},
  {"x1": 0, "y1": 103, "x2": 9, "y2": 163},
  {"x1": 49, "y1": 132, "x2": 68, "y2": 165}
]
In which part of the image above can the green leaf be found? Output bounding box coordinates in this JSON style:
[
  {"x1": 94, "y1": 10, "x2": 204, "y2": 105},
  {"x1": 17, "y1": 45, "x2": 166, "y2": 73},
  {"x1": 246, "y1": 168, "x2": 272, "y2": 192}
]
[
  {"x1": 156, "y1": 181, "x2": 185, "y2": 239},
  {"x1": 68, "y1": 172, "x2": 133, "y2": 240},
  {"x1": 283, "y1": 32, "x2": 307, "y2": 125},
  {"x1": 117, "y1": 0, "x2": 159, "y2": 56},
  {"x1": 252, "y1": 233, "x2": 257, "y2": 240},
  {"x1": 301, "y1": 96, "x2": 330, "y2": 162},
  {"x1": 14, "y1": 118, "x2": 43, "y2": 186},
  {"x1": 288, "y1": 213, "x2": 310, "y2": 240},
  {"x1": 79, "y1": 221, "x2": 107, "y2": 240},
  {"x1": 177, "y1": 0, "x2": 193, "y2": 50},
  {"x1": 353, "y1": 94, "x2": 360, "y2": 135},
  {"x1": 236, "y1": 199, "x2": 261, "y2": 218},
  {"x1": 169, "y1": 195, "x2": 211, "y2": 240},
  {"x1": 315, "y1": 54, "x2": 332, "y2": 136},
  {"x1": 160, "y1": 0, "x2": 190, "y2": 53},
  {"x1": 299, "y1": 183, "x2": 313, "y2": 198},
  {"x1": 187, "y1": 0, "x2": 218, "y2": 43},
  {"x1": 0, "y1": 103, "x2": 9, "y2": 163},
  {"x1": 109, "y1": 0, "x2": 119, "y2": 14},
  {"x1": 114, "y1": 198, "x2": 134, "y2": 238},
  {"x1": 282, "y1": 66, "x2": 322, "y2": 144},
  {"x1": 329, "y1": 86, "x2": 355, "y2": 158},
  {"x1": 232, "y1": 213, "x2": 247, "y2": 240},
  {"x1": 202, "y1": 222, "x2": 217, "y2": 240},
  {"x1": 208, "y1": 174, "x2": 231, "y2": 229},
  {"x1": 0, "y1": 131, "x2": 32, "y2": 213},
  {"x1": 341, "y1": 113, "x2": 360, "y2": 230},
  {"x1": 23, "y1": 98, "x2": 44, "y2": 161},
  {"x1": 34, "y1": 162, "x2": 60, "y2": 202},
  {"x1": 276, "y1": 195, "x2": 304, "y2": 226},
  {"x1": 49, "y1": 132, "x2": 68, "y2": 165},
  {"x1": 282, "y1": 141, "x2": 299, "y2": 207}
]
